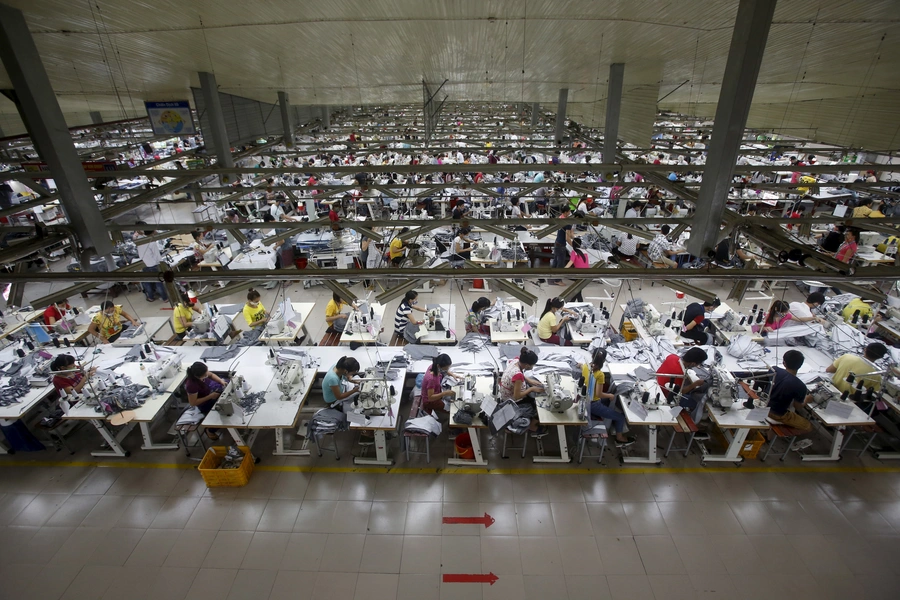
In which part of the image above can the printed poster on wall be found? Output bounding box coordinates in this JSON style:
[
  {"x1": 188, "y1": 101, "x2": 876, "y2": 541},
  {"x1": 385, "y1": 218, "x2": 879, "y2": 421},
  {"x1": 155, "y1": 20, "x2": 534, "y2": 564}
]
[{"x1": 145, "y1": 101, "x2": 196, "y2": 135}]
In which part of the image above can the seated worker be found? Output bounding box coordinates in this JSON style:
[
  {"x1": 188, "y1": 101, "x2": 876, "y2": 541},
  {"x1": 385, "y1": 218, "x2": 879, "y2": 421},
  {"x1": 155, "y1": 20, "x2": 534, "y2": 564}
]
[
  {"x1": 826, "y1": 342, "x2": 888, "y2": 394},
  {"x1": 185, "y1": 362, "x2": 227, "y2": 441},
  {"x1": 389, "y1": 229, "x2": 409, "y2": 267},
  {"x1": 325, "y1": 292, "x2": 356, "y2": 333},
  {"x1": 173, "y1": 293, "x2": 203, "y2": 339},
  {"x1": 499, "y1": 348, "x2": 546, "y2": 435},
  {"x1": 680, "y1": 298, "x2": 720, "y2": 345},
  {"x1": 647, "y1": 224, "x2": 679, "y2": 268},
  {"x1": 451, "y1": 202, "x2": 469, "y2": 220},
  {"x1": 242, "y1": 288, "x2": 269, "y2": 329},
  {"x1": 765, "y1": 350, "x2": 813, "y2": 435},
  {"x1": 322, "y1": 356, "x2": 362, "y2": 410},
  {"x1": 420, "y1": 354, "x2": 464, "y2": 413},
  {"x1": 393, "y1": 290, "x2": 427, "y2": 342},
  {"x1": 818, "y1": 225, "x2": 845, "y2": 253},
  {"x1": 50, "y1": 354, "x2": 97, "y2": 395},
  {"x1": 788, "y1": 292, "x2": 826, "y2": 324},
  {"x1": 852, "y1": 198, "x2": 874, "y2": 218},
  {"x1": 538, "y1": 297, "x2": 577, "y2": 346},
  {"x1": 43, "y1": 299, "x2": 72, "y2": 327},
  {"x1": 580, "y1": 350, "x2": 634, "y2": 447},
  {"x1": 753, "y1": 300, "x2": 792, "y2": 334},
  {"x1": 656, "y1": 347, "x2": 709, "y2": 420},
  {"x1": 452, "y1": 227, "x2": 475, "y2": 262},
  {"x1": 190, "y1": 231, "x2": 212, "y2": 262},
  {"x1": 714, "y1": 237, "x2": 752, "y2": 268},
  {"x1": 464, "y1": 296, "x2": 492, "y2": 335},
  {"x1": 88, "y1": 301, "x2": 140, "y2": 344},
  {"x1": 841, "y1": 297, "x2": 872, "y2": 324},
  {"x1": 834, "y1": 227, "x2": 858, "y2": 264},
  {"x1": 614, "y1": 233, "x2": 640, "y2": 261}
]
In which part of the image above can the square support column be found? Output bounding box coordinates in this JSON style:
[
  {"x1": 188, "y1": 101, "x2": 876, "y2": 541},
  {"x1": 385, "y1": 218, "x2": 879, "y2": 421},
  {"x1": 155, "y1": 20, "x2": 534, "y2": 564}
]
[
  {"x1": 604, "y1": 63, "x2": 624, "y2": 164},
  {"x1": 0, "y1": 3, "x2": 114, "y2": 263},
  {"x1": 555, "y1": 89, "x2": 568, "y2": 144},
  {"x1": 89, "y1": 111, "x2": 103, "y2": 124},
  {"x1": 531, "y1": 102, "x2": 540, "y2": 128},
  {"x1": 198, "y1": 71, "x2": 235, "y2": 183},
  {"x1": 278, "y1": 91, "x2": 293, "y2": 147},
  {"x1": 687, "y1": 0, "x2": 777, "y2": 257}
]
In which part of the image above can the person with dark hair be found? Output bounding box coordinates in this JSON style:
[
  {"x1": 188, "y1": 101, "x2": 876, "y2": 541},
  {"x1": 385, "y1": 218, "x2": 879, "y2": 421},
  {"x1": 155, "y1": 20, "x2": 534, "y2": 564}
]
[
  {"x1": 753, "y1": 300, "x2": 792, "y2": 334},
  {"x1": 325, "y1": 292, "x2": 356, "y2": 334},
  {"x1": 826, "y1": 342, "x2": 888, "y2": 394},
  {"x1": 43, "y1": 299, "x2": 71, "y2": 327},
  {"x1": 322, "y1": 356, "x2": 361, "y2": 409},
  {"x1": 185, "y1": 361, "x2": 227, "y2": 440},
  {"x1": 134, "y1": 220, "x2": 168, "y2": 302},
  {"x1": 548, "y1": 206, "x2": 574, "y2": 285},
  {"x1": 51, "y1": 354, "x2": 97, "y2": 395},
  {"x1": 499, "y1": 348, "x2": 545, "y2": 434},
  {"x1": 420, "y1": 354, "x2": 463, "y2": 413},
  {"x1": 173, "y1": 292, "x2": 202, "y2": 339},
  {"x1": 538, "y1": 297, "x2": 576, "y2": 345},
  {"x1": 852, "y1": 198, "x2": 874, "y2": 219},
  {"x1": 464, "y1": 297, "x2": 493, "y2": 334},
  {"x1": 452, "y1": 227, "x2": 475, "y2": 261},
  {"x1": 766, "y1": 350, "x2": 813, "y2": 435},
  {"x1": 563, "y1": 238, "x2": 590, "y2": 301},
  {"x1": 818, "y1": 225, "x2": 845, "y2": 253},
  {"x1": 615, "y1": 232, "x2": 640, "y2": 260},
  {"x1": 656, "y1": 347, "x2": 709, "y2": 417},
  {"x1": 88, "y1": 300, "x2": 139, "y2": 344},
  {"x1": 580, "y1": 350, "x2": 634, "y2": 446},
  {"x1": 190, "y1": 231, "x2": 212, "y2": 262},
  {"x1": 389, "y1": 229, "x2": 409, "y2": 267},
  {"x1": 648, "y1": 224, "x2": 678, "y2": 268},
  {"x1": 834, "y1": 228, "x2": 858, "y2": 264},
  {"x1": 680, "y1": 298, "x2": 720, "y2": 345},
  {"x1": 789, "y1": 292, "x2": 826, "y2": 324},
  {"x1": 243, "y1": 289, "x2": 268, "y2": 329},
  {"x1": 393, "y1": 290, "x2": 426, "y2": 338}
]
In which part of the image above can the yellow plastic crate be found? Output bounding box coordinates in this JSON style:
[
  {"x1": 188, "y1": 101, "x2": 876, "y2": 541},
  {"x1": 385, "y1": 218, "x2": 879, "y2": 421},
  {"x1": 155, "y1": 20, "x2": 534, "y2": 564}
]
[
  {"x1": 198, "y1": 446, "x2": 254, "y2": 487},
  {"x1": 622, "y1": 321, "x2": 639, "y2": 342},
  {"x1": 710, "y1": 427, "x2": 766, "y2": 459}
]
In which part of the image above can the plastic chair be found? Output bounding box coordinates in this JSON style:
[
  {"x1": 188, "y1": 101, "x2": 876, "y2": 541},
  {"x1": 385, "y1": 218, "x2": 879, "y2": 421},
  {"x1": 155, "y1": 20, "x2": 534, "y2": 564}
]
[
  {"x1": 576, "y1": 406, "x2": 609, "y2": 464},
  {"x1": 403, "y1": 393, "x2": 431, "y2": 464}
]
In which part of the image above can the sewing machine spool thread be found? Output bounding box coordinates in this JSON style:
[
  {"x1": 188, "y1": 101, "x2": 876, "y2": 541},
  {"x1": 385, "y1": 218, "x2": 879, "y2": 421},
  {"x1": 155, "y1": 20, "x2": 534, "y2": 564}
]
[
  {"x1": 52, "y1": 338, "x2": 60, "y2": 348},
  {"x1": 641, "y1": 391, "x2": 650, "y2": 404}
]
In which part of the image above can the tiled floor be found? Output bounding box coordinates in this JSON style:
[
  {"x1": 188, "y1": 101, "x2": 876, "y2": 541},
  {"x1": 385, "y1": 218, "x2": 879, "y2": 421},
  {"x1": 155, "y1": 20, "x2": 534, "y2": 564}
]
[{"x1": 2, "y1": 466, "x2": 900, "y2": 599}]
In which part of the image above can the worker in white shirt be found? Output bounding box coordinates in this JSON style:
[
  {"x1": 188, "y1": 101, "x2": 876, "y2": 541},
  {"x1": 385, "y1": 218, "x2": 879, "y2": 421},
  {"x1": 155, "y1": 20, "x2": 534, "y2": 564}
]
[{"x1": 134, "y1": 221, "x2": 168, "y2": 302}]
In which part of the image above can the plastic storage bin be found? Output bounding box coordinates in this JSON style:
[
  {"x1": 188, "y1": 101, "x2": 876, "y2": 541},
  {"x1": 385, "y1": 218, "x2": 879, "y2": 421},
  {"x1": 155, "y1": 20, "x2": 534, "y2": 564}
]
[{"x1": 198, "y1": 446, "x2": 254, "y2": 487}]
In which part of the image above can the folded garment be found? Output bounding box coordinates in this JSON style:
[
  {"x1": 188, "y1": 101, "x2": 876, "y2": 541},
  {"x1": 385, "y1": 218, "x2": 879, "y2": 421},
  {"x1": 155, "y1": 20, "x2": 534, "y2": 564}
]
[{"x1": 201, "y1": 345, "x2": 241, "y2": 361}]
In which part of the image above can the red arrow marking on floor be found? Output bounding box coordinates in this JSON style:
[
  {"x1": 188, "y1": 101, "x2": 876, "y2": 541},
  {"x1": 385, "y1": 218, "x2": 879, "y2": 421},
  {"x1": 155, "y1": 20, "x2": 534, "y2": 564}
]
[
  {"x1": 442, "y1": 512, "x2": 495, "y2": 528},
  {"x1": 443, "y1": 573, "x2": 499, "y2": 585}
]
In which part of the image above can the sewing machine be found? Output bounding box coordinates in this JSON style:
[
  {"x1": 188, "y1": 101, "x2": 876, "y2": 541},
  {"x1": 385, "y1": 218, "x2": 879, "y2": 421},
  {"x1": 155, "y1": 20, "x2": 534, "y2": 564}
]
[
  {"x1": 472, "y1": 246, "x2": 490, "y2": 259},
  {"x1": 535, "y1": 372, "x2": 576, "y2": 413},
  {"x1": 450, "y1": 373, "x2": 494, "y2": 414},
  {"x1": 705, "y1": 365, "x2": 739, "y2": 409},
  {"x1": 424, "y1": 306, "x2": 447, "y2": 332},
  {"x1": 354, "y1": 369, "x2": 393, "y2": 416},
  {"x1": 809, "y1": 379, "x2": 842, "y2": 408},
  {"x1": 495, "y1": 306, "x2": 525, "y2": 333},
  {"x1": 214, "y1": 374, "x2": 245, "y2": 417},
  {"x1": 146, "y1": 352, "x2": 182, "y2": 393},
  {"x1": 575, "y1": 305, "x2": 609, "y2": 335},
  {"x1": 345, "y1": 305, "x2": 377, "y2": 335},
  {"x1": 275, "y1": 360, "x2": 308, "y2": 401},
  {"x1": 192, "y1": 312, "x2": 211, "y2": 334},
  {"x1": 626, "y1": 378, "x2": 673, "y2": 410},
  {"x1": 644, "y1": 304, "x2": 683, "y2": 337}
]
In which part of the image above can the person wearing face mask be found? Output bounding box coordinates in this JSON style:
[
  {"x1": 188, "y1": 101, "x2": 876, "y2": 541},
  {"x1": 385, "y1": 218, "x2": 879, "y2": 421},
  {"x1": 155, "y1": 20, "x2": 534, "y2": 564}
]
[
  {"x1": 51, "y1": 354, "x2": 97, "y2": 394},
  {"x1": 43, "y1": 298, "x2": 72, "y2": 327},
  {"x1": 538, "y1": 297, "x2": 576, "y2": 346},
  {"x1": 88, "y1": 300, "x2": 140, "y2": 344},
  {"x1": 393, "y1": 290, "x2": 426, "y2": 339},
  {"x1": 322, "y1": 356, "x2": 362, "y2": 410},
  {"x1": 752, "y1": 300, "x2": 792, "y2": 334},
  {"x1": 420, "y1": 354, "x2": 463, "y2": 412},
  {"x1": 185, "y1": 361, "x2": 227, "y2": 441},
  {"x1": 242, "y1": 289, "x2": 269, "y2": 329}
]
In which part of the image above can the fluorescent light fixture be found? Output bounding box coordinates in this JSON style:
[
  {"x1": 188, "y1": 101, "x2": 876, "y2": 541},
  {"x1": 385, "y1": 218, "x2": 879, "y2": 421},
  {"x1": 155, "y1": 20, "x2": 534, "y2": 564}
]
[
  {"x1": 322, "y1": 280, "x2": 358, "y2": 304},
  {"x1": 376, "y1": 279, "x2": 420, "y2": 304}
]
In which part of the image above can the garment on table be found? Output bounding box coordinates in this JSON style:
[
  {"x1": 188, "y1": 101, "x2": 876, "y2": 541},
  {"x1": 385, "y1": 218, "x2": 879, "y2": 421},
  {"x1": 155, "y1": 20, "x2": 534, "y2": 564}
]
[
  {"x1": 172, "y1": 304, "x2": 193, "y2": 334},
  {"x1": 200, "y1": 345, "x2": 240, "y2": 361},
  {"x1": 852, "y1": 205, "x2": 872, "y2": 218},
  {"x1": 499, "y1": 360, "x2": 526, "y2": 402},
  {"x1": 243, "y1": 302, "x2": 267, "y2": 328},
  {"x1": 767, "y1": 367, "x2": 808, "y2": 416},
  {"x1": 788, "y1": 301, "x2": 813, "y2": 320},
  {"x1": 830, "y1": 354, "x2": 880, "y2": 393},
  {"x1": 537, "y1": 312, "x2": 558, "y2": 340},
  {"x1": 92, "y1": 306, "x2": 124, "y2": 339},
  {"x1": 394, "y1": 300, "x2": 414, "y2": 334}
]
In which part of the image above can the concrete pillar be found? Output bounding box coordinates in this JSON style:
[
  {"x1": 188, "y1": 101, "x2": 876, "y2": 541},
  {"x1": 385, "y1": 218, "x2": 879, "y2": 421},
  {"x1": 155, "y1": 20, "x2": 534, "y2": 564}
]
[
  {"x1": 198, "y1": 71, "x2": 235, "y2": 183},
  {"x1": 0, "y1": 3, "x2": 114, "y2": 265},
  {"x1": 89, "y1": 111, "x2": 102, "y2": 124},
  {"x1": 687, "y1": 0, "x2": 777, "y2": 257},
  {"x1": 322, "y1": 105, "x2": 330, "y2": 129},
  {"x1": 555, "y1": 89, "x2": 568, "y2": 144},
  {"x1": 531, "y1": 102, "x2": 540, "y2": 128},
  {"x1": 604, "y1": 63, "x2": 624, "y2": 164},
  {"x1": 278, "y1": 91, "x2": 293, "y2": 147}
]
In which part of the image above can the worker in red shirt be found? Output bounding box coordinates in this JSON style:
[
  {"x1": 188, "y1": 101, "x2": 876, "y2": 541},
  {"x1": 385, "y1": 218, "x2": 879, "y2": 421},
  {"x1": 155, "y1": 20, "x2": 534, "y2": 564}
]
[
  {"x1": 43, "y1": 299, "x2": 71, "y2": 327},
  {"x1": 656, "y1": 347, "x2": 709, "y2": 419}
]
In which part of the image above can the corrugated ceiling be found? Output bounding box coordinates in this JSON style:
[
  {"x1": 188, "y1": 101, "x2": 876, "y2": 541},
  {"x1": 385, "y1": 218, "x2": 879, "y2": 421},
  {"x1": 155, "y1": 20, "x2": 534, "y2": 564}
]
[{"x1": 0, "y1": 0, "x2": 897, "y2": 148}]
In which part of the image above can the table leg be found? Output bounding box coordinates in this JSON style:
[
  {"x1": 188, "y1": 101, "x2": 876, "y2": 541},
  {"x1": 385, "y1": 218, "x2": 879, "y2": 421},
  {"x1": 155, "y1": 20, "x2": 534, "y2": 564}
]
[
  {"x1": 139, "y1": 422, "x2": 178, "y2": 451},
  {"x1": 534, "y1": 425, "x2": 572, "y2": 463},
  {"x1": 273, "y1": 427, "x2": 310, "y2": 456},
  {"x1": 448, "y1": 427, "x2": 489, "y2": 467},
  {"x1": 226, "y1": 427, "x2": 259, "y2": 449},
  {"x1": 801, "y1": 427, "x2": 844, "y2": 461},
  {"x1": 354, "y1": 430, "x2": 393, "y2": 466},
  {"x1": 702, "y1": 428, "x2": 748, "y2": 463},
  {"x1": 89, "y1": 418, "x2": 131, "y2": 457},
  {"x1": 623, "y1": 425, "x2": 662, "y2": 464}
]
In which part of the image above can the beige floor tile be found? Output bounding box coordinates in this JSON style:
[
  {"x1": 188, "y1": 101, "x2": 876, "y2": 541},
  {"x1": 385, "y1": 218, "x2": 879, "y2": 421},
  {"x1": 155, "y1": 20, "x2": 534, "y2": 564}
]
[
  {"x1": 515, "y1": 502, "x2": 555, "y2": 536},
  {"x1": 149, "y1": 495, "x2": 201, "y2": 529},
  {"x1": 59, "y1": 564, "x2": 118, "y2": 600},
  {"x1": 579, "y1": 475, "x2": 621, "y2": 503},
  {"x1": 257, "y1": 498, "x2": 303, "y2": 532},
  {"x1": 550, "y1": 501, "x2": 592, "y2": 536},
  {"x1": 405, "y1": 501, "x2": 442, "y2": 535},
  {"x1": 50, "y1": 526, "x2": 108, "y2": 566},
  {"x1": 186, "y1": 568, "x2": 239, "y2": 600},
  {"x1": 647, "y1": 574, "x2": 699, "y2": 600},
  {"x1": 354, "y1": 573, "x2": 398, "y2": 600},
  {"x1": 606, "y1": 574, "x2": 655, "y2": 600},
  {"x1": 442, "y1": 502, "x2": 483, "y2": 535},
  {"x1": 270, "y1": 471, "x2": 312, "y2": 499},
  {"x1": 202, "y1": 530, "x2": 254, "y2": 569},
  {"x1": 359, "y1": 534, "x2": 403, "y2": 573},
  {"x1": 483, "y1": 572, "x2": 525, "y2": 600},
  {"x1": 441, "y1": 535, "x2": 481, "y2": 573},
  {"x1": 330, "y1": 500, "x2": 371, "y2": 534},
  {"x1": 787, "y1": 534, "x2": 853, "y2": 577},
  {"x1": 125, "y1": 528, "x2": 180, "y2": 566},
  {"x1": 115, "y1": 495, "x2": 166, "y2": 528},
  {"x1": 0, "y1": 493, "x2": 37, "y2": 525},
  {"x1": 688, "y1": 570, "x2": 736, "y2": 598},
  {"x1": 13, "y1": 493, "x2": 69, "y2": 527},
  {"x1": 184, "y1": 497, "x2": 234, "y2": 530},
  {"x1": 400, "y1": 535, "x2": 442, "y2": 574},
  {"x1": 619, "y1": 502, "x2": 665, "y2": 536},
  {"x1": 340, "y1": 473, "x2": 378, "y2": 501},
  {"x1": 707, "y1": 534, "x2": 767, "y2": 574},
  {"x1": 476, "y1": 474, "x2": 514, "y2": 503},
  {"x1": 25, "y1": 564, "x2": 82, "y2": 600},
  {"x1": 634, "y1": 534, "x2": 685, "y2": 575},
  {"x1": 480, "y1": 535, "x2": 522, "y2": 574},
  {"x1": 305, "y1": 472, "x2": 345, "y2": 500},
  {"x1": 596, "y1": 536, "x2": 644, "y2": 575},
  {"x1": 441, "y1": 475, "x2": 478, "y2": 503},
  {"x1": 547, "y1": 475, "x2": 587, "y2": 503},
  {"x1": 45, "y1": 494, "x2": 101, "y2": 527},
  {"x1": 478, "y1": 502, "x2": 518, "y2": 536},
  {"x1": 566, "y1": 575, "x2": 612, "y2": 600},
  {"x1": 81, "y1": 495, "x2": 135, "y2": 528},
  {"x1": 268, "y1": 570, "x2": 317, "y2": 600},
  {"x1": 240, "y1": 531, "x2": 291, "y2": 570},
  {"x1": 143, "y1": 566, "x2": 198, "y2": 600},
  {"x1": 397, "y1": 574, "x2": 440, "y2": 600},
  {"x1": 511, "y1": 474, "x2": 550, "y2": 503},
  {"x1": 280, "y1": 532, "x2": 328, "y2": 571},
  {"x1": 312, "y1": 571, "x2": 357, "y2": 600},
  {"x1": 86, "y1": 527, "x2": 146, "y2": 566},
  {"x1": 16, "y1": 526, "x2": 75, "y2": 564},
  {"x1": 164, "y1": 529, "x2": 218, "y2": 568},
  {"x1": 671, "y1": 534, "x2": 727, "y2": 573},
  {"x1": 320, "y1": 533, "x2": 366, "y2": 572},
  {"x1": 234, "y1": 470, "x2": 279, "y2": 499},
  {"x1": 99, "y1": 565, "x2": 160, "y2": 600},
  {"x1": 519, "y1": 535, "x2": 563, "y2": 575},
  {"x1": 558, "y1": 535, "x2": 603, "y2": 576},
  {"x1": 73, "y1": 468, "x2": 122, "y2": 496},
  {"x1": 407, "y1": 474, "x2": 444, "y2": 502},
  {"x1": 293, "y1": 500, "x2": 338, "y2": 533},
  {"x1": 763, "y1": 500, "x2": 821, "y2": 534},
  {"x1": 522, "y1": 574, "x2": 566, "y2": 600},
  {"x1": 727, "y1": 500, "x2": 783, "y2": 535},
  {"x1": 219, "y1": 498, "x2": 267, "y2": 531},
  {"x1": 227, "y1": 568, "x2": 277, "y2": 600},
  {"x1": 798, "y1": 500, "x2": 860, "y2": 535},
  {"x1": 834, "y1": 501, "x2": 896, "y2": 535},
  {"x1": 367, "y1": 501, "x2": 407, "y2": 534}
]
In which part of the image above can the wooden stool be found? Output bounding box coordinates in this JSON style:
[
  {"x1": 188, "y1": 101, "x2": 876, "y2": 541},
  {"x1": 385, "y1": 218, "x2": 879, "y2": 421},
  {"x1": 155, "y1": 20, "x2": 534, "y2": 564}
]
[{"x1": 665, "y1": 411, "x2": 700, "y2": 457}]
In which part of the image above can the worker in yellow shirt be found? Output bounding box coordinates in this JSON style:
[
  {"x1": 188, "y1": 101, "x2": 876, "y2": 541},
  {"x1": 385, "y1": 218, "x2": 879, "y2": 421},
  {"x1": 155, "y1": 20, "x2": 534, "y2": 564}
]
[
  {"x1": 826, "y1": 342, "x2": 888, "y2": 393},
  {"x1": 389, "y1": 228, "x2": 410, "y2": 267},
  {"x1": 173, "y1": 293, "x2": 203, "y2": 339}
]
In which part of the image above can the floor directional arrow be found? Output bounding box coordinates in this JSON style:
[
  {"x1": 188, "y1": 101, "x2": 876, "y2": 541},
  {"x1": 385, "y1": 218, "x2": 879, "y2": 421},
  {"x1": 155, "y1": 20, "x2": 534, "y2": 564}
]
[
  {"x1": 441, "y1": 512, "x2": 495, "y2": 528},
  {"x1": 443, "y1": 573, "x2": 499, "y2": 585}
]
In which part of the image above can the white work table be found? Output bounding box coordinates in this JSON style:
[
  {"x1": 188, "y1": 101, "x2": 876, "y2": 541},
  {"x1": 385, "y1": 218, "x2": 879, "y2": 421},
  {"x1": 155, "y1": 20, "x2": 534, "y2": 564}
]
[
  {"x1": 488, "y1": 301, "x2": 529, "y2": 344},
  {"x1": 112, "y1": 316, "x2": 173, "y2": 347},
  {"x1": 447, "y1": 375, "x2": 493, "y2": 468},
  {"x1": 617, "y1": 373, "x2": 681, "y2": 465},
  {"x1": 258, "y1": 301, "x2": 316, "y2": 346},
  {"x1": 803, "y1": 400, "x2": 875, "y2": 462},
  {"x1": 348, "y1": 368, "x2": 407, "y2": 466},
  {"x1": 703, "y1": 403, "x2": 771, "y2": 464},
  {"x1": 416, "y1": 304, "x2": 457, "y2": 344},
  {"x1": 340, "y1": 303, "x2": 387, "y2": 345},
  {"x1": 534, "y1": 375, "x2": 585, "y2": 463},
  {"x1": 63, "y1": 351, "x2": 187, "y2": 457}
]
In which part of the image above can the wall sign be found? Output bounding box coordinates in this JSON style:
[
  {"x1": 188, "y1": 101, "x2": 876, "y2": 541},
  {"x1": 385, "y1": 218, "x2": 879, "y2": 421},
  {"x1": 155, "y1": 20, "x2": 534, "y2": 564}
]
[{"x1": 145, "y1": 101, "x2": 196, "y2": 135}]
